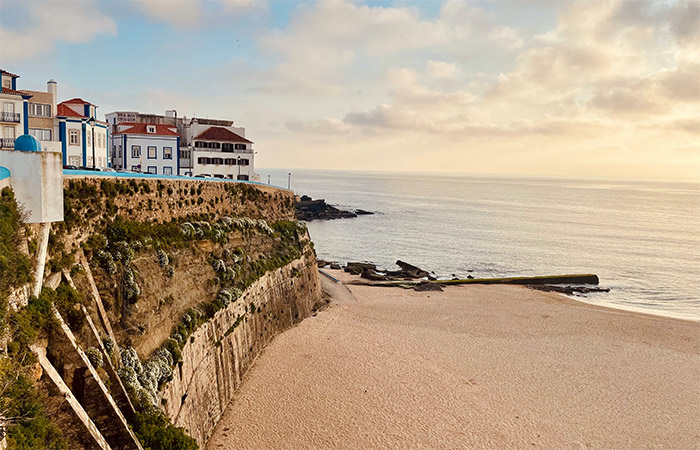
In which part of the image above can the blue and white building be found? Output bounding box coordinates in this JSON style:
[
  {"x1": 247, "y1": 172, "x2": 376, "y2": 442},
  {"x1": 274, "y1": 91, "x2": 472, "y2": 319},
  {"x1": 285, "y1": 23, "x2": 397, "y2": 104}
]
[
  {"x1": 0, "y1": 68, "x2": 33, "y2": 150},
  {"x1": 57, "y1": 98, "x2": 109, "y2": 168},
  {"x1": 110, "y1": 123, "x2": 180, "y2": 175}
]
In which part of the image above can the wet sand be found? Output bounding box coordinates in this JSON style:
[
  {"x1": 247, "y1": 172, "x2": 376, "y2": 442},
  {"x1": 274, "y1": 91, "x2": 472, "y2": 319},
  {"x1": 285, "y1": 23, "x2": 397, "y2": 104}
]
[{"x1": 207, "y1": 270, "x2": 700, "y2": 449}]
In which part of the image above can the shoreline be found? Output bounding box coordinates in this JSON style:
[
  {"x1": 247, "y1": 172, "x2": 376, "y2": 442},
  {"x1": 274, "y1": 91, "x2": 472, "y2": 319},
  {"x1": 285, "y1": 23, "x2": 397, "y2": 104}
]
[{"x1": 207, "y1": 269, "x2": 700, "y2": 449}]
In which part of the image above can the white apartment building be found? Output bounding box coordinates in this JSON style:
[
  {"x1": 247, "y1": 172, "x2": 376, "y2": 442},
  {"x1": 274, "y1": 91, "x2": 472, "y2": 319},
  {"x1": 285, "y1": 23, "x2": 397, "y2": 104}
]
[
  {"x1": 110, "y1": 123, "x2": 180, "y2": 175},
  {"x1": 188, "y1": 125, "x2": 256, "y2": 180},
  {"x1": 105, "y1": 110, "x2": 259, "y2": 180},
  {"x1": 0, "y1": 68, "x2": 30, "y2": 151},
  {"x1": 58, "y1": 98, "x2": 109, "y2": 168}
]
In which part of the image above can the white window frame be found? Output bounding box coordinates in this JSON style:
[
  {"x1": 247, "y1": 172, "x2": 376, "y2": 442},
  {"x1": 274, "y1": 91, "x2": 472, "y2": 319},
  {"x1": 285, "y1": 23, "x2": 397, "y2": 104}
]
[{"x1": 69, "y1": 129, "x2": 80, "y2": 145}]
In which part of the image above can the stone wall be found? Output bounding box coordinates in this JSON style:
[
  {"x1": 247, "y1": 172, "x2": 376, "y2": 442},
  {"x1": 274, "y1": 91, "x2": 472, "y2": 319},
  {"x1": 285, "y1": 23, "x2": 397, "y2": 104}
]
[{"x1": 160, "y1": 252, "x2": 321, "y2": 447}]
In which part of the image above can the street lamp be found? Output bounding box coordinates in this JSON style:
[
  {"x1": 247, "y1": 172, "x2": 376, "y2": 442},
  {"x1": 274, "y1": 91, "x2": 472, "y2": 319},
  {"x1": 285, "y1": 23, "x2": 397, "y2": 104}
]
[
  {"x1": 237, "y1": 156, "x2": 241, "y2": 180},
  {"x1": 288, "y1": 172, "x2": 291, "y2": 190},
  {"x1": 267, "y1": 174, "x2": 270, "y2": 185},
  {"x1": 88, "y1": 117, "x2": 96, "y2": 169}
]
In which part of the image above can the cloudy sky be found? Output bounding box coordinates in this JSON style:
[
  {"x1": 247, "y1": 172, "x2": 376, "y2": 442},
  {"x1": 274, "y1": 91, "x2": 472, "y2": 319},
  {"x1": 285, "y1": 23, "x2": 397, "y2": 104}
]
[{"x1": 1, "y1": 0, "x2": 698, "y2": 180}]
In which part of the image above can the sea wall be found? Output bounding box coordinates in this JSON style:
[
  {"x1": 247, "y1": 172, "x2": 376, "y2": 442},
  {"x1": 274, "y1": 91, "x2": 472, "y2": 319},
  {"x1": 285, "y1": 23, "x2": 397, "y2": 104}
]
[{"x1": 161, "y1": 252, "x2": 321, "y2": 446}]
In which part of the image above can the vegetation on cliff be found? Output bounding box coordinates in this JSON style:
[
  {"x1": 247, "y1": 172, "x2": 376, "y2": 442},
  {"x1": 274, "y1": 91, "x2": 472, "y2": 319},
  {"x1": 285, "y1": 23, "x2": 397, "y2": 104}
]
[
  {"x1": 1, "y1": 178, "x2": 310, "y2": 449},
  {"x1": 0, "y1": 188, "x2": 70, "y2": 449}
]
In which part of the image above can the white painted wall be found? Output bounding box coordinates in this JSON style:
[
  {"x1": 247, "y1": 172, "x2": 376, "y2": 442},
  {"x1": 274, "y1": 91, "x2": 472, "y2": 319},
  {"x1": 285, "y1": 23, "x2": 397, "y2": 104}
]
[
  {"x1": 0, "y1": 149, "x2": 64, "y2": 223},
  {"x1": 111, "y1": 134, "x2": 178, "y2": 175}
]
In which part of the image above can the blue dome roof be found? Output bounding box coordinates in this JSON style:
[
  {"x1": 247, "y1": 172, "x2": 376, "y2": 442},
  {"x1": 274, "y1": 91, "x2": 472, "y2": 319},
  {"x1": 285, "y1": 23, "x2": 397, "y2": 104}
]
[{"x1": 14, "y1": 134, "x2": 42, "y2": 152}]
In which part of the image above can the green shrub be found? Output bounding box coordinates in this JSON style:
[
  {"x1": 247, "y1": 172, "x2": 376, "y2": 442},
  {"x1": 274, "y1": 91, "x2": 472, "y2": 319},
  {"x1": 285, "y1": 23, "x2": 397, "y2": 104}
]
[{"x1": 132, "y1": 410, "x2": 198, "y2": 450}]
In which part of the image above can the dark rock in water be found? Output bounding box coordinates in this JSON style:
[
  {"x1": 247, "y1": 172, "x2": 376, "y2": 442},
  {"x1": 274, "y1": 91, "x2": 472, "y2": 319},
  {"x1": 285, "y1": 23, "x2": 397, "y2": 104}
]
[
  {"x1": 414, "y1": 282, "x2": 443, "y2": 292},
  {"x1": 296, "y1": 195, "x2": 371, "y2": 221},
  {"x1": 361, "y1": 269, "x2": 387, "y2": 281},
  {"x1": 317, "y1": 259, "x2": 328, "y2": 268},
  {"x1": 395, "y1": 260, "x2": 429, "y2": 279},
  {"x1": 355, "y1": 209, "x2": 374, "y2": 215},
  {"x1": 345, "y1": 262, "x2": 376, "y2": 275},
  {"x1": 529, "y1": 285, "x2": 610, "y2": 295},
  {"x1": 428, "y1": 275, "x2": 437, "y2": 281},
  {"x1": 329, "y1": 263, "x2": 341, "y2": 270},
  {"x1": 467, "y1": 275, "x2": 474, "y2": 279}
]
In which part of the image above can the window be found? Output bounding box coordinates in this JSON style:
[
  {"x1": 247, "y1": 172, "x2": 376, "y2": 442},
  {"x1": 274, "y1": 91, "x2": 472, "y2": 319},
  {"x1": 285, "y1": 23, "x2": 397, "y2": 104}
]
[
  {"x1": 147, "y1": 166, "x2": 157, "y2": 174},
  {"x1": 86, "y1": 131, "x2": 91, "y2": 146},
  {"x1": 235, "y1": 143, "x2": 246, "y2": 150},
  {"x1": 212, "y1": 157, "x2": 223, "y2": 165},
  {"x1": 29, "y1": 128, "x2": 51, "y2": 141},
  {"x1": 224, "y1": 158, "x2": 236, "y2": 165},
  {"x1": 2, "y1": 79, "x2": 10, "y2": 89},
  {"x1": 4, "y1": 126, "x2": 15, "y2": 140},
  {"x1": 239, "y1": 158, "x2": 249, "y2": 166},
  {"x1": 194, "y1": 141, "x2": 220, "y2": 149},
  {"x1": 163, "y1": 147, "x2": 172, "y2": 159},
  {"x1": 3, "y1": 103, "x2": 14, "y2": 114},
  {"x1": 28, "y1": 103, "x2": 51, "y2": 117},
  {"x1": 237, "y1": 174, "x2": 249, "y2": 181},
  {"x1": 112, "y1": 145, "x2": 117, "y2": 158},
  {"x1": 179, "y1": 149, "x2": 190, "y2": 159},
  {"x1": 163, "y1": 167, "x2": 173, "y2": 175},
  {"x1": 147, "y1": 125, "x2": 156, "y2": 134},
  {"x1": 197, "y1": 157, "x2": 211, "y2": 164},
  {"x1": 222, "y1": 143, "x2": 234, "y2": 152},
  {"x1": 147, "y1": 146, "x2": 157, "y2": 159},
  {"x1": 69, "y1": 129, "x2": 80, "y2": 145},
  {"x1": 132, "y1": 145, "x2": 141, "y2": 158}
]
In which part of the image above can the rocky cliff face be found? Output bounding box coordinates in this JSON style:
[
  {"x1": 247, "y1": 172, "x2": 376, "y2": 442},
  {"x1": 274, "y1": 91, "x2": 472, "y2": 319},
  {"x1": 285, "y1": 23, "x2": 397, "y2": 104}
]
[{"x1": 1, "y1": 178, "x2": 322, "y2": 450}]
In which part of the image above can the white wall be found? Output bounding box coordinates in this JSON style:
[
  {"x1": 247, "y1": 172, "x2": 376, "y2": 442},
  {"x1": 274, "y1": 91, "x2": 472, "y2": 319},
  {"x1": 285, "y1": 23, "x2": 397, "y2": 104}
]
[
  {"x1": 192, "y1": 150, "x2": 255, "y2": 179},
  {"x1": 0, "y1": 149, "x2": 64, "y2": 223},
  {"x1": 112, "y1": 134, "x2": 178, "y2": 175}
]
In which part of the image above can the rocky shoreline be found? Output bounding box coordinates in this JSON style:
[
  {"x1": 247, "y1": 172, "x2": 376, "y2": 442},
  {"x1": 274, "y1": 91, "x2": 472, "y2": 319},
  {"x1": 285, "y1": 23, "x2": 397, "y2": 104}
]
[
  {"x1": 295, "y1": 195, "x2": 374, "y2": 221},
  {"x1": 317, "y1": 259, "x2": 607, "y2": 295}
]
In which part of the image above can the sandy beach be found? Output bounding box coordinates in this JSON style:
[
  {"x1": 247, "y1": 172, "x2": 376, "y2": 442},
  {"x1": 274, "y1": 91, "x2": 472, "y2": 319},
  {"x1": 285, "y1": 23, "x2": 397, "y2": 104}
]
[{"x1": 207, "y1": 269, "x2": 700, "y2": 449}]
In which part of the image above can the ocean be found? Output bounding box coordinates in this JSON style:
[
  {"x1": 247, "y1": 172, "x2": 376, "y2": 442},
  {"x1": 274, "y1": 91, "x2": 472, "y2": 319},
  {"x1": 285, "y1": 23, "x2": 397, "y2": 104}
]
[{"x1": 260, "y1": 169, "x2": 700, "y2": 321}]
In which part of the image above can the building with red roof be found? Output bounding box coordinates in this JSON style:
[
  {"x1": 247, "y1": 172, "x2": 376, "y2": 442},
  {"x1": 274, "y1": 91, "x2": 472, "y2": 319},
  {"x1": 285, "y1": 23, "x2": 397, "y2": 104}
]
[
  {"x1": 57, "y1": 97, "x2": 109, "y2": 168},
  {"x1": 111, "y1": 122, "x2": 180, "y2": 175}
]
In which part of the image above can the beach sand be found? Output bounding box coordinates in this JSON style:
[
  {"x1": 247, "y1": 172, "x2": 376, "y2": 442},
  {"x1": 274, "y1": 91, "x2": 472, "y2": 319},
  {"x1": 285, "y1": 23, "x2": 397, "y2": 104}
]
[{"x1": 207, "y1": 269, "x2": 700, "y2": 449}]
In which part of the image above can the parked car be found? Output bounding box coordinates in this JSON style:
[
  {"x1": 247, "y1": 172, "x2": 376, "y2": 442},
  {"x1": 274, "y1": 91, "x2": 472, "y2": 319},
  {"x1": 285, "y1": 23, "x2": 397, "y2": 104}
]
[
  {"x1": 102, "y1": 168, "x2": 115, "y2": 172},
  {"x1": 63, "y1": 165, "x2": 79, "y2": 170}
]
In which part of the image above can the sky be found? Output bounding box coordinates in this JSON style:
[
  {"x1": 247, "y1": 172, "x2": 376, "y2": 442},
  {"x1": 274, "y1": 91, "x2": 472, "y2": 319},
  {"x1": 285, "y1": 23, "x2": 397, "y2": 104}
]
[{"x1": 1, "y1": 0, "x2": 698, "y2": 180}]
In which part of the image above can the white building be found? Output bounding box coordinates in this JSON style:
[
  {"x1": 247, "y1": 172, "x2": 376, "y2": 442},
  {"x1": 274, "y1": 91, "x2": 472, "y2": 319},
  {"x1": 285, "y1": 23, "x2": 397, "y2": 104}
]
[
  {"x1": 111, "y1": 123, "x2": 180, "y2": 175},
  {"x1": 0, "y1": 68, "x2": 31, "y2": 151},
  {"x1": 105, "y1": 110, "x2": 259, "y2": 180},
  {"x1": 58, "y1": 98, "x2": 109, "y2": 168},
  {"x1": 188, "y1": 125, "x2": 256, "y2": 180}
]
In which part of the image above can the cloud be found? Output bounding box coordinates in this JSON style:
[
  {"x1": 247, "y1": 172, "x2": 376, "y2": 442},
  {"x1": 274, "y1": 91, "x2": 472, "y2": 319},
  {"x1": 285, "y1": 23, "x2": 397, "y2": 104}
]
[
  {"x1": 427, "y1": 61, "x2": 459, "y2": 80},
  {"x1": 0, "y1": 0, "x2": 117, "y2": 62},
  {"x1": 134, "y1": 0, "x2": 203, "y2": 29},
  {"x1": 132, "y1": 0, "x2": 267, "y2": 29}
]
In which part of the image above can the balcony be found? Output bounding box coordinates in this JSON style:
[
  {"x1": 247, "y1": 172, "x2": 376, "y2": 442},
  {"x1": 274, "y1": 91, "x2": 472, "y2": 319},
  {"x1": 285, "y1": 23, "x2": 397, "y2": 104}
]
[
  {"x1": 0, "y1": 112, "x2": 20, "y2": 123},
  {"x1": 0, "y1": 138, "x2": 15, "y2": 148}
]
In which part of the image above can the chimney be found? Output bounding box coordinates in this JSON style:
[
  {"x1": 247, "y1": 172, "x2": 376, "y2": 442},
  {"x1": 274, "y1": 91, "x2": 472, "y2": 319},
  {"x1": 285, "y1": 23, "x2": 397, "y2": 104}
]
[{"x1": 47, "y1": 79, "x2": 57, "y2": 98}]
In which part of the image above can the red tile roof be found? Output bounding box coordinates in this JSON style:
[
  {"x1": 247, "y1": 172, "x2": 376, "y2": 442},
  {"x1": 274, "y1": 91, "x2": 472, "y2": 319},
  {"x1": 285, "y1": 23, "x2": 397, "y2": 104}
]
[
  {"x1": 114, "y1": 123, "x2": 179, "y2": 137},
  {"x1": 57, "y1": 103, "x2": 86, "y2": 118},
  {"x1": 1, "y1": 88, "x2": 31, "y2": 98},
  {"x1": 61, "y1": 97, "x2": 96, "y2": 106},
  {"x1": 193, "y1": 126, "x2": 252, "y2": 143}
]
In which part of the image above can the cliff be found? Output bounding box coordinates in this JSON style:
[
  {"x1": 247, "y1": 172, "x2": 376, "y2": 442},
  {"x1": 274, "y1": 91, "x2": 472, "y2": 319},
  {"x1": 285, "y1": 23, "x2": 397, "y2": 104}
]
[{"x1": 0, "y1": 177, "x2": 322, "y2": 450}]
